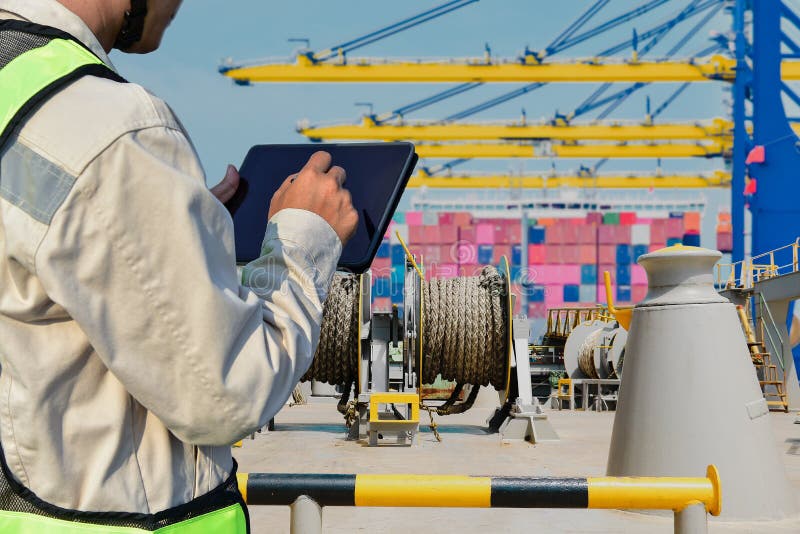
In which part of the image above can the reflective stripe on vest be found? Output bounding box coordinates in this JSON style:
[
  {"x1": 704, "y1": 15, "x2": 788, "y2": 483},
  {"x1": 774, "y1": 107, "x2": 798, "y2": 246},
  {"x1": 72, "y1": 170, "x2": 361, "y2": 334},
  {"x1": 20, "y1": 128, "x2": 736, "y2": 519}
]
[{"x1": 0, "y1": 20, "x2": 249, "y2": 534}]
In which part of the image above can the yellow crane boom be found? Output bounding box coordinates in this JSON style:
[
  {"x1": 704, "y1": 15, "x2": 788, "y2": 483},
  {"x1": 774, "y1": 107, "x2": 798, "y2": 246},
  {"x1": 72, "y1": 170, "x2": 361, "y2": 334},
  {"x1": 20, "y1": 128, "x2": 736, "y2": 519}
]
[
  {"x1": 407, "y1": 170, "x2": 731, "y2": 189},
  {"x1": 300, "y1": 118, "x2": 732, "y2": 142},
  {"x1": 413, "y1": 142, "x2": 730, "y2": 159},
  {"x1": 221, "y1": 54, "x2": 800, "y2": 83}
]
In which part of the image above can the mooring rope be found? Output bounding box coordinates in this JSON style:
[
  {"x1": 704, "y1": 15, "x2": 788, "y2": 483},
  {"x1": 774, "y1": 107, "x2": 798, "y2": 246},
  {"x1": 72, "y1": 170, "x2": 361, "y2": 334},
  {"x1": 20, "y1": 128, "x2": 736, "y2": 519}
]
[
  {"x1": 577, "y1": 328, "x2": 603, "y2": 379},
  {"x1": 422, "y1": 266, "x2": 508, "y2": 389}
]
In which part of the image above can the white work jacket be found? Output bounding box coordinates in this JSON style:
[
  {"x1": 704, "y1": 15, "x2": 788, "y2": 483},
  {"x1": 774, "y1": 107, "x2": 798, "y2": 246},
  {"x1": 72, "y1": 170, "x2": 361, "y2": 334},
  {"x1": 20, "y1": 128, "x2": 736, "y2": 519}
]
[{"x1": 0, "y1": 0, "x2": 341, "y2": 513}]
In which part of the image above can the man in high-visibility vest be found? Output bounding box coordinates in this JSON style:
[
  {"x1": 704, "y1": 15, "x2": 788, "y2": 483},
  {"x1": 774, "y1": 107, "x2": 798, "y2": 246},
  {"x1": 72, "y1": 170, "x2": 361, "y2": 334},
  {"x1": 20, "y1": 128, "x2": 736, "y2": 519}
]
[{"x1": 0, "y1": 0, "x2": 357, "y2": 531}]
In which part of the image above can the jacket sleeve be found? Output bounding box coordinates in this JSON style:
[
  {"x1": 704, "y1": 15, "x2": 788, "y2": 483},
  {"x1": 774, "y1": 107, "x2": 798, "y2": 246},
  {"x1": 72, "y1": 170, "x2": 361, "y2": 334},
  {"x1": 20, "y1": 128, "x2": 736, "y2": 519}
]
[{"x1": 35, "y1": 125, "x2": 341, "y2": 446}]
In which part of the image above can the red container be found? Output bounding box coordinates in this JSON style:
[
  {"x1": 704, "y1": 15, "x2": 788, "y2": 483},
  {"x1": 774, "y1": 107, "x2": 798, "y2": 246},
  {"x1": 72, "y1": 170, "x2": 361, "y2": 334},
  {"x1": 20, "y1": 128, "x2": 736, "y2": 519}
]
[
  {"x1": 408, "y1": 225, "x2": 425, "y2": 245},
  {"x1": 598, "y1": 225, "x2": 615, "y2": 244},
  {"x1": 528, "y1": 244, "x2": 546, "y2": 264},
  {"x1": 577, "y1": 224, "x2": 597, "y2": 244},
  {"x1": 619, "y1": 212, "x2": 637, "y2": 225},
  {"x1": 650, "y1": 221, "x2": 667, "y2": 243},
  {"x1": 586, "y1": 212, "x2": 603, "y2": 224},
  {"x1": 561, "y1": 245, "x2": 579, "y2": 264},
  {"x1": 561, "y1": 223, "x2": 579, "y2": 244},
  {"x1": 507, "y1": 223, "x2": 522, "y2": 244},
  {"x1": 371, "y1": 257, "x2": 391, "y2": 274},
  {"x1": 493, "y1": 244, "x2": 512, "y2": 264},
  {"x1": 615, "y1": 225, "x2": 632, "y2": 244},
  {"x1": 599, "y1": 264, "x2": 616, "y2": 284},
  {"x1": 545, "y1": 245, "x2": 563, "y2": 264},
  {"x1": 438, "y1": 212, "x2": 455, "y2": 225},
  {"x1": 439, "y1": 224, "x2": 458, "y2": 244},
  {"x1": 599, "y1": 245, "x2": 616, "y2": 264},
  {"x1": 440, "y1": 244, "x2": 456, "y2": 264},
  {"x1": 684, "y1": 211, "x2": 701, "y2": 232},
  {"x1": 459, "y1": 225, "x2": 476, "y2": 243},
  {"x1": 579, "y1": 245, "x2": 596, "y2": 264},
  {"x1": 716, "y1": 232, "x2": 733, "y2": 252},
  {"x1": 650, "y1": 243, "x2": 666, "y2": 253},
  {"x1": 666, "y1": 218, "x2": 684, "y2": 239},
  {"x1": 546, "y1": 224, "x2": 564, "y2": 244},
  {"x1": 453, "y1": 212, "x2": 472, "y2": 226}
]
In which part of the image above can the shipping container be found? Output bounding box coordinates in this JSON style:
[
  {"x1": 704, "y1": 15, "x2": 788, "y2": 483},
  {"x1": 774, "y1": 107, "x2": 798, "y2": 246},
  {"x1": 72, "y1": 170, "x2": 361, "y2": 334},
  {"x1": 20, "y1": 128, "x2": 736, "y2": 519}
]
[
  {"x1": 616, "y1": 244, "x2": 633, "y2": 264},
  {"x1": 603, "y1": 212, "x2": 620, "y2": 225},
  {"x1": 564, "y1": 284, "x2": 580, "y2": 303},
  {"x1": 528, "y1": 226, "x2": 546, "y2": 244},
  {"x1": 528, "y1": 244, "x2": 546, "y2": 264},
  {"x1": 581, "y1": 264, "x2": 598, "y2": 285},
  {"x1": 579, "y1": 284, "x2": 596, "y2": 303}
]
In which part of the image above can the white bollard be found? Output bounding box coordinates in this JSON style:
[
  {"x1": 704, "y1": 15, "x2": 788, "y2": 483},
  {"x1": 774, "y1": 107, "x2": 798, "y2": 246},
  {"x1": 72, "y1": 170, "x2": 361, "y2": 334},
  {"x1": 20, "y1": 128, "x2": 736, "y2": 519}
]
[
  {"x1": 674, "y1": 502, "x2": 708, "y2": 534},
  {"x1": 290, "y1": 495, "x2": 322, "y2": 534}
]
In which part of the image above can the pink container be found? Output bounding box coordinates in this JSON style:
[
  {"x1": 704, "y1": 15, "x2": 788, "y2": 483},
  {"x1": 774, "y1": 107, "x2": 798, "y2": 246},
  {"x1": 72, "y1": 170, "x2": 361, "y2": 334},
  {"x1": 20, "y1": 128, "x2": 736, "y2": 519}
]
[
  {"x1": 493, "y1": 244, "x2": 512, "y2": 264},
  {"x1": 372, "y1": 298, "x2": 392, "y2": 312},
  {"x1": 561, "y1": 246, "x2": 579, "y2": 264},
  {"x1": 371, "y1": 257, "x2": 391, "y2": 273},
  {"x1": 408, "y1": 225, "x2": 425, "y2": 245},
  {"x1": 438, "y1": 212, "x2": 455, "y2": 225},
  {"x1": 561, "y1": 224, "x2": 579, "y2": 244},
  {"x1": 545, "y1": 245, "x2": 563, "y2": 264},
  {"x1": 476, "y1": 223, "x2": 494, "y2": 244},
  {"x1": 597, "y1": 284, "x2": 615, "y2": 304},
  {"x1": 453, "y1": 212, "x2": 472, "y2": 226},
  {"x1": 422, "y1": 245, "x2": 441, "y2": 264},
  {"x1": 406, "y1": 211, "x2": 424, "y2": 226},
  {"x1": 508, "y1": 223, "x2": 522, "y2": 244},
  {"x1": 666, "y1": 218, "x2": 684, "y2": 238},
  {"x1": 434, "y1": 263, "x2": 458, "y2": 278},
  {"x1": 599, "y1": 264, "x2": 615, "y2": 284},
  {"x1": 650, "y1": 243, "x2": 666, "y2": 253},
  {"x1": 530, "y1": 265, "x2": 558, "y2": 284},
  {"x1": 447, "y1": 243, "x2": 464, "y2": 264},
  {"x1": 546, "y1": 224, "x2": 564, "y2": 244},
  {"x1": 598, "y1": 225, "x2": 615, "y2": 244},
  {"x1": 459, "y1": 225, "x2": 476, "y2": 243},
  {"x1": 528, "y1": 302, "x2": 547, "y2": 319},
  {"x1": 632, "y1": 284, "x2": 648, "y2": 302},
  {"x1": 631, "y1": 264, "x2": 648, "y2": 285},
  {"x1": 577, "y1": 224, "x2": 597, "y2": 244},
  {"x1": 579, "y1": 245, "x2": 596, "y2": 264},
  {"x1": 569, "y1": 217, "x2": 586, "y2": 225},
  {"x1": 459, "y1": 264, "x2": 482, "y2": 277},
  {"x1": 599, "y1": 245, "x2": 616, "y2": 264},
  {"x1": 558, "y1": 264, "x2": 581, "y2": 284},
  {"x1": 493, "y1": 224, "x2": 510, "y2": 245},
  {"x1": 716, "y1": 232, "x2": 733, "y2": 252},
  {"x1": 528, "y1": 244, "x2": 546, "y2": 264},
  {"x1": 650, "y1": 224, "x2": 667, "y2": 243},
  {"x1": 545, "y1": 284, "x2": 564, "y2": 307},
  {"x1": 615, "y1": 225, "x2": 632, "y2": 244},
  {"x1": 439, "y1": 224, "x2": 458, "y2": 244}
]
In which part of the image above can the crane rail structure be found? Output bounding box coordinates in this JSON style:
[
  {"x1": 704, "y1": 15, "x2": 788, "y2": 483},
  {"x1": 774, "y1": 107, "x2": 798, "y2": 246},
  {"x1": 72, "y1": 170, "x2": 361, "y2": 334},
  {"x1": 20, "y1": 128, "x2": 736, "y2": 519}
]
[
  {"x1": 413, "y1": 141, "x2": 729, "y2": 159},
  {"x1": 220, "y1": 54, "x2": 800, "y2": 84},
  {"x1": 299, "y1": 117, "x2": 733, "y2": 142},
  {"x1": 406, "y1": 170, "x2": 731, "y2": 189}
]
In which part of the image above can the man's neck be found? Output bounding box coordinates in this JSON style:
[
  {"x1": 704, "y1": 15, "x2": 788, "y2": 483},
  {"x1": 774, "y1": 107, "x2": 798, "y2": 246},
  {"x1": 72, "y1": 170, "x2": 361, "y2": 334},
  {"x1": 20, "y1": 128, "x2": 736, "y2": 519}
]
[{"x1": 56, "y1": 0, "x2": 126, "y2": 52}]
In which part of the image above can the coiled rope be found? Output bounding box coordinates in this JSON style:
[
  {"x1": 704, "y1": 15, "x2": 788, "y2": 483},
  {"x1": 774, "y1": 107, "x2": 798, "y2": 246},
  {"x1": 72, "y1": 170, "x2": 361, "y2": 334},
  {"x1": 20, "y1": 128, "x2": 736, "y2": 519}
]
[
  {"x1": 422, "y1": 266, "x2": 508, "y2": 389},
  {"x1": 577, "y1": 328, "x2": 603, "y2": 379}
]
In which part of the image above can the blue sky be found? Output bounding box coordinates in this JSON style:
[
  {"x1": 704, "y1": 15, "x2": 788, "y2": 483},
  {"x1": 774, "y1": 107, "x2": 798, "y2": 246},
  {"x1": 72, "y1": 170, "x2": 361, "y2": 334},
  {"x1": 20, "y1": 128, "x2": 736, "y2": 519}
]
[{"x1": 111, "y1": 0, "x2": 732, "y2": 184}]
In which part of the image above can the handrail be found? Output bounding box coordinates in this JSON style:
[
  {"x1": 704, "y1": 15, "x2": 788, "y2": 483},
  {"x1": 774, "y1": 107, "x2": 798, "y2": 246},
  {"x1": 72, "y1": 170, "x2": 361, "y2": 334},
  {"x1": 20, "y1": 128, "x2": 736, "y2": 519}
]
[
  {"x1": 715, "y1": 238, "x2": 800, "y2": 289},
  {"x1": 756, "y1": 292, "x2": 786, "y2": 373},
  {"x1": 238, "y1": 467, "x2": 721, "y2": 534}
]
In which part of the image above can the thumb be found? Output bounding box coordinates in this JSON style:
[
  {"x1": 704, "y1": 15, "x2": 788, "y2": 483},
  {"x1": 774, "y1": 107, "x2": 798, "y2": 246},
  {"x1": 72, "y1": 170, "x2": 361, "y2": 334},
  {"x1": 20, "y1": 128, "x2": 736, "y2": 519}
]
[{"x1": 211, "y1": 164, "x2": 240, "y2": 204}]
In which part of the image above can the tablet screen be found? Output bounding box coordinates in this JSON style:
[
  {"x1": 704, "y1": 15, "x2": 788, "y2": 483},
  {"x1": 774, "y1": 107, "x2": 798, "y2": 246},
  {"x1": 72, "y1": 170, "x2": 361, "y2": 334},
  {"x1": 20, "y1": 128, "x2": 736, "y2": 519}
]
[{"x1": 230, "y1": 143, "x2": 417, "y2": 272}]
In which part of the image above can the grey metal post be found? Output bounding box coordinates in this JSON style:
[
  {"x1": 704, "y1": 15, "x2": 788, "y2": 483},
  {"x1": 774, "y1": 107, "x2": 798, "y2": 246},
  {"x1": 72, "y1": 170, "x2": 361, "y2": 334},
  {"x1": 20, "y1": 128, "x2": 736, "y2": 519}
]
[
  {"x1": 290, "y1": 495, "x2": 322, "y2": 534},
  {"x1": 674, "y1": 503, "x2": 708, "y2": 534}
]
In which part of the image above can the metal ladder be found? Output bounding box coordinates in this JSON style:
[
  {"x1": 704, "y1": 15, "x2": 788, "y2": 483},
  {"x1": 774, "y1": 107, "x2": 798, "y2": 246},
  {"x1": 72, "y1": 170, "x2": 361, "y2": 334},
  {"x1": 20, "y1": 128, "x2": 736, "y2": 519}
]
[{"x1": 736, "y1": 305, "x2": 789, "y2": 412}]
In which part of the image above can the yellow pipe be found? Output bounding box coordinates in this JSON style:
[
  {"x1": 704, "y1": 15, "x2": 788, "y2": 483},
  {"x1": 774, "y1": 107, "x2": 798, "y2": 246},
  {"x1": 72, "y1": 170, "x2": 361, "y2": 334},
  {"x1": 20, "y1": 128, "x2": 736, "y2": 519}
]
[
  {"x1": 301, "y1": 118, "x2": 732, "y2": 142},
  {"x1": 355, "y1": 474, "x2": 492, "y2": 507},
  {"x1": 406, "y1": 171, "x2": 731, "y2": 189},
  {"x1": 604, "y1": 271, "x2": 633, "y2": 330},
  {"x1": 588, "y1": 465, "x2": 721, "y2": 516},
  {"x1": 223, "y1": 55, "x2": 739, "y2": 83},
  {"x1": 237, "y1": 472, "x2": 249, "y2": 503}
]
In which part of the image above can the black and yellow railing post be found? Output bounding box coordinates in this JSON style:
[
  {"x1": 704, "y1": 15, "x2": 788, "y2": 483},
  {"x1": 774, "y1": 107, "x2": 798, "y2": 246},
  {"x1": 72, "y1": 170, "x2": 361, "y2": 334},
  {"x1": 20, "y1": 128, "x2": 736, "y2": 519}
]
[{"x1": 237, "y1": 466, "x2": 721, "y2": 534}]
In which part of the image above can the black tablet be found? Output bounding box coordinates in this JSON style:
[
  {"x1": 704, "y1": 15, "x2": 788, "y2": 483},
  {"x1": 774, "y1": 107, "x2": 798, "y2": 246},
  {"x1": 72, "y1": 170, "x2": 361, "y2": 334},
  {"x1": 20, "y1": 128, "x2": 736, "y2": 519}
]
[{"x1": 228, "y1": 142, "x2": 418, "y2": 273}]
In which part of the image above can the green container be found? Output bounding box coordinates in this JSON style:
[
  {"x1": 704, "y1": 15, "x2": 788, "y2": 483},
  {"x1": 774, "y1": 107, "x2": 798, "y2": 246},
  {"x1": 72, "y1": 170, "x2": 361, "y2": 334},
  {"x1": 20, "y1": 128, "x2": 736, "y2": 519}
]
[
  {"x1": 393, "y1": 211, "x2": 406, "y2": 224},
  {"x1": 603, "y1": 212, "x2": 620, "y2": 225}
]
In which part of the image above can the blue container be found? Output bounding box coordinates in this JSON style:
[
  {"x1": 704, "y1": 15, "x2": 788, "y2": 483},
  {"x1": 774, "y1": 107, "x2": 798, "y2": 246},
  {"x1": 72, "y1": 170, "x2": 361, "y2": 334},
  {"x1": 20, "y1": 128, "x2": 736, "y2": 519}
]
[
  {"x1": 580, "y1": 264, "x2": 597, "y2": 285},
  {"x1": 527, "y1": 284, "x2": 546, "y2": 302},
  {"x1": 617, "y1": 285, "x2": 632, "y2": 302},
  {"x1": 616, "y1": 244, "x2": 632, "y2": 264},
  {"x1": 391, "y1": 245, "x2": 407, "y2": 265},
  {"x1": 393, "y1": 212, "x2": 406, "y2": 224},
  {"x1": 667, "y1": 237, "x2": 682, "y2": 247},
  {"x1": 391, "y1": 265, "x2": 404, "y2": 286},
  {"x1": 564, "y1": 284, "x2": 580, "y2": 303},
  {"x1": 391, "y1": 288, "x2": 404, "y2": 304},
  {"x1": 373, "y1": 277, "x2": 391, "y2": 298},
  {"x1": 633, "y1": 244, "x2": 649, "y2": 262},
  {"x1": 377, "y1": 240, "x2": 390, "y2": 258},
  {"x1": 669, "y1": 211, "x2": 684, "y2": 219},
  {"x1": 616, "y1": 264, "x2": 631, "y2": 286},
  {"x1": 528, "y1": 226, "x2": 546, "y2": 244},
  {"x1": 682, "y1": 233, "x2": 701, "y2": 247},
  {"x1": 478, "y1": 245, "x2": 494, "y2": 265},
  {"x1": 511, "y1": 244, "x2": 522, "y2": 266},
  {"x1": 510, "y1": 266, "x2": 522, "y2": 283}
]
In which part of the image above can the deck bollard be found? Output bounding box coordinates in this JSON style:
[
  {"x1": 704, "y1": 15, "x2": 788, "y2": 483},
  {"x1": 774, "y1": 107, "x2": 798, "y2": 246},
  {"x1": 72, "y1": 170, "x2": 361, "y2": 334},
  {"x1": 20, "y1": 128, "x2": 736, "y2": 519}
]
[
  {"x1": 674, "y1": 502, "x2": 707, "y2": 534},
  {"x1": 290, "y1": 495, "x2": 322, "y2": 534}
]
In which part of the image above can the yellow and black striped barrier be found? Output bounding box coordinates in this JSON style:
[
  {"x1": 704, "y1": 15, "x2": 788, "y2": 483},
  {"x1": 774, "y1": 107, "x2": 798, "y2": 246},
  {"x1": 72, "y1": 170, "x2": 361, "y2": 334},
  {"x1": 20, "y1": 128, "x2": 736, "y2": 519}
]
[{"x1": 237, "y1": 465, "x2": 721, "y2": 515}]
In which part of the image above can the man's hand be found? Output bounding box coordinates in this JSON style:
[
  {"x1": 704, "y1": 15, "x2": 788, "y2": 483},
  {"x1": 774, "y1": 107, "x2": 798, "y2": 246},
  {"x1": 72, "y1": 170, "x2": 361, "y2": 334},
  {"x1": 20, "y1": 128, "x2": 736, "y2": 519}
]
[
  {"x1": 210, "y1": 165, "x2": 240, "y2": 204},
  {"x1": 268, "y1": 151, "x2": 358, "y2": 245}
]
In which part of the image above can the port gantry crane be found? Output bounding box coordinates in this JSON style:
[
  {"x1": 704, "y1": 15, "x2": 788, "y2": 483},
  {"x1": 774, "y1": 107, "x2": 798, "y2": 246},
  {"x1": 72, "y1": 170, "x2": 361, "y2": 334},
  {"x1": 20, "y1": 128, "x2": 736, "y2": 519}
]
[{"x1": 220, "y1": 0, "x2": 800, "y2": 264}]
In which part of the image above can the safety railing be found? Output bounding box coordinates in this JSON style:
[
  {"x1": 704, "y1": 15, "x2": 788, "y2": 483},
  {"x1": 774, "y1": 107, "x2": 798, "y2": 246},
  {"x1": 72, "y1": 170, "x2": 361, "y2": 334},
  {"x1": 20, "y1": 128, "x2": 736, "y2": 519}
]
[
  {"x1": 238, "y1": 466, "x2": 721, "y2": 534},
  {"x1": 545, "y1": 306, "x2": 611, "y2": 339},
  {"x1": 716, "y1": 238, "x2": 800, "y2": 289}
]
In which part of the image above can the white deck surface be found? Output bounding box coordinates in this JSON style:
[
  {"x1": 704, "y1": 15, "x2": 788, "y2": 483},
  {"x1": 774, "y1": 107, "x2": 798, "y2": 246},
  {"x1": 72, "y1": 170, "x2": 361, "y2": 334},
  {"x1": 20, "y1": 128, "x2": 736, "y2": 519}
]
[{"x1": 234, "y1": 400, "x2": 800, "y2": 533}]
